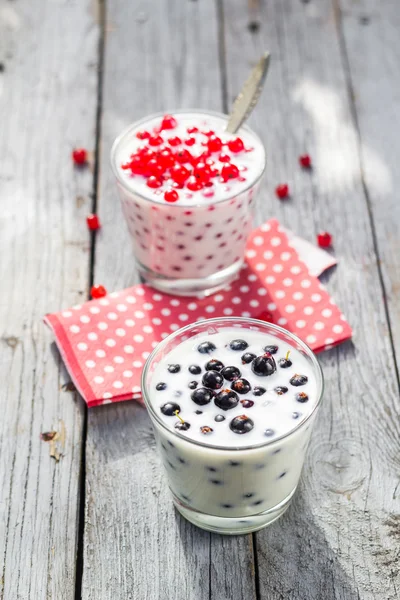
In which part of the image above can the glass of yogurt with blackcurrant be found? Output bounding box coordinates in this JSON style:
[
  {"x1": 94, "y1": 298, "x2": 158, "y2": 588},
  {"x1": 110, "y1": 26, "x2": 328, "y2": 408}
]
[
  {"x1": 111, "y1": 111, "x2": 266, "y2": 296},
  {"x1": 142, "y1": 317, "x2": 324, "y2": 534}
]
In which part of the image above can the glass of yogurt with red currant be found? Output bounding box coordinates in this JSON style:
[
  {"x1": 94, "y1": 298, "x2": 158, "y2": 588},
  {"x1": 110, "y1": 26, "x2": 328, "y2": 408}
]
[
  {"x1": 111, "y1": 111, "x2": 266, "y2": 296},
  {"x1": 142, "y1": 317, "x2": 324, "y2": 534}
]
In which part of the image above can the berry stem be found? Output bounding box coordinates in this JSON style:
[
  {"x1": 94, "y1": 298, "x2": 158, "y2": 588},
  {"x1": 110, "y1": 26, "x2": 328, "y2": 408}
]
[
  {"x1": 286, "y1": 350, "x2": 291, "y2": 361},
  {"x1": 174, "y1": 410, "x2": 185, "y2": 424}
]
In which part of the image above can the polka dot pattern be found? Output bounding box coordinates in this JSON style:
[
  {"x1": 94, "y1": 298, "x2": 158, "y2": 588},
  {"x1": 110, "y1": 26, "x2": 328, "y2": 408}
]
[{"x1": 44, "y1": 218, "x2": 351, "y2": 407}]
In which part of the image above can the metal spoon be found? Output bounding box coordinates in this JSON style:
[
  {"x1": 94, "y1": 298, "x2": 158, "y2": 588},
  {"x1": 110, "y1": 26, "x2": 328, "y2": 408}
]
[{"x1": 225, "y1": 51, "x2": 271, "y2": 134}]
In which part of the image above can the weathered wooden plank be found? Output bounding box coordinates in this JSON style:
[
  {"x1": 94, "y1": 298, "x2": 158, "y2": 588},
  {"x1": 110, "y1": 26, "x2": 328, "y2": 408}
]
[
  {"x1": 83, "y1": 1, "x2": 257, "y2": 599},
  {"x1": 223, "y1": 0, "x2": 400, "y2": 598},
  {"x1": 338, "y1": 0, "x2": 400, "y2": 363},
  {"x1": 0, "y1": 1, "x2": 99, "y2": 598}
]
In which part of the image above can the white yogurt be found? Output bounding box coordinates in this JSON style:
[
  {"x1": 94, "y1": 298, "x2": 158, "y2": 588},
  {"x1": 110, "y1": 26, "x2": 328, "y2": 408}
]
[{"x1": 145, "y1": 327, "x2": 321, "y2": 522}]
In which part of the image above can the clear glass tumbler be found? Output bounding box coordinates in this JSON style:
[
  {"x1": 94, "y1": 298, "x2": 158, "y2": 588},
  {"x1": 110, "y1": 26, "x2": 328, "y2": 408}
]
[
  {"x1": 142, "y1": 317, "x2": 324, "y2": 535},
  {"x1": 110, "y1": 110, "x2": 266, "y2": 297}
]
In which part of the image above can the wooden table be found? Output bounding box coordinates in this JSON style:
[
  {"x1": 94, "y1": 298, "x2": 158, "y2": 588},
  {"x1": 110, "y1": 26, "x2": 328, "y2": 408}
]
[{"x1": 1, "y1": 0, "x2": 399, "y2": 598}]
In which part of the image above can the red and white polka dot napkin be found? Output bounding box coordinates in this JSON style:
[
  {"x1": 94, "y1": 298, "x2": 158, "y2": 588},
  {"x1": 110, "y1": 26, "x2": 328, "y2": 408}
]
[{"x1": 44, "y1": 219, "x2": 351, "y2": 406}]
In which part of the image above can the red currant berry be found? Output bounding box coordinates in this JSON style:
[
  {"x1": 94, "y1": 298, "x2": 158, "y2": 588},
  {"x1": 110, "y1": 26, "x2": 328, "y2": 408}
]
[
  {"x1": 221, "y1": 163, "x2": 239, "y2": 181},
  {"x1": 136, "y1": 130, "x2": 150, "y2": 140},
  {"x1": 219, "y1": 154, "x2": 231, "y2": 163},
  {"x1": 170, "y1": 164, "x2": 190, "y2": 184},
  {"x1": 91, "y1": 285, "x2": 107, "y2": 299},
  {"x1": 127, "y1": 155, "x2": 145, "y2": 174},
  {"x1": 158, "y1": 149, "x2": 175, "y2": 168},
  {"x1": 72, "y1": 148, "x2": 87, "y2": 165},
  {"x1": 227, "y1": 137, "x2": 244, "y2": 153},
  {"x1": 191, "y1": 151, "x2": 211, "y2": 166},
  {"x1": 86, "y1": 214, "x2": 101, "y2": 231},
  {"x1": 148, "y1": 135, "x2": 163, "y2": 147},
  {"x1": 317, "y1": 232, "x2": 332, "y2": 248},
  {"x1": 184, "y1": 137, "x2": 196, "y2": 146},
  {"x1": 149, "y1": 158, "x2": 167, "y2": 177},
  {"x1": 168, "y1": 136, "x2": 181, "y2": 147},
  {"x1": 187, "y1": 126, "x2": 198, "y2": 134},
  {"x1": 193, "y1": 162, "x2": 211, "y2": 184},
  {"x1": 203, "y1": 129, "x2": 215, "y2": 137},
  {"x1": 164, "y1": 189, "x2": 179, "y2": 203},
  {"x1": 175, "y1": 149, "x2": 192, "y2": 164},
  {"x1": 275, "y1": 184, "x2": 289, "y2": 199},
  {"x1": 299, "y1": 154, "x2": 312, "y2": 168},
  {"x1": 210, "y1": 168, "x2": 220, "y2": 177},
  {"x1": 146, "y1": 176, "x2": 162, "y2": 189},
  {"x1": 161, "y1": 114, "x2": 177, "y2": 130},
  {"x1": 207, "y1": 136, "x2": 223, "y2": 153},
  {"x1": 186, "y1": 176, "x2": 203, "y2": 191}
]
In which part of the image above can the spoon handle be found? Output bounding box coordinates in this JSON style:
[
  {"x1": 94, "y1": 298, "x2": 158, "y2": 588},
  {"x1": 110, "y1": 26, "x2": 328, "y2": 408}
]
[{"x1": 225, "y1": 52, "x2": 270, "y2": 134}]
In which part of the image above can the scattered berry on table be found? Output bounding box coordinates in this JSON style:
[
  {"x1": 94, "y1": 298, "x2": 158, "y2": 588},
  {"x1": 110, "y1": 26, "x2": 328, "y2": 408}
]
[
  {"x1": 241, "y1": 352, "x2": 256, "y2": 364},
  {"x1": 296, "y1": 392, "x2": 309, "y2": 402},
  {"x1": 252, "y1": 353, "x2": 277, "y2": 377},
  {"x1": 168, "y1": 364, "x2": 181, "y2": 374},
  {"x1": 231, "y1": 378, "x2": 251, "y2": 394},
  {"x1": 72, "y1": 148, "x2": 88, "y2": 165},
  {"x1": 205, "y1": 359, "x2": 224, "y2": 372},
  {"x1": 189, "y1": 365, "x2": 202, "y2": 374},
  {"x1": 214, "y1": 389, "x2": 239, "y2": 411},
  {"x1": 156, "y1": 382, "x2": 167, "y2": 391},
  {"x1": 274, "y1": 386, "x2": 288, "y2": 395},
  {"x1": 161, "y1": 402, "x2": 181, "y2": 416},
  {"x1": 229, "y1": 339, "x2": 249, "y2": 351},
  {"x1": 290, "y1": 373, "x2": 308, "y2": 386},
  {"x1": 197, "y1": 341, "x2": 217, "y2": 354},
  {"x1": 86, "y1": 214, "x2": 101, "y2": 231},
  {"x1": 214, "y1": 414, "x2": 226, "y2": 422},
  {"x1": 240, "y1": 399, "x2": 254, "y2": 408},
  {"x1": 264, "y1": 345, "x2": 278, "y2": 354},
  {"x1": 200, "y1": 426, "x2": 214, "y2": 434},
  {"x1": 221, "y1": 365, "x2": 241, "y2": 381},
  {"x1": 253, "y1": 386, "x2": 266, "y2": 396},
  {"x1": 90, "y1": 284, "x2": 107, "y2": 299},
  {"x1": 191, "y1": 387, "x2": 215, "y2": 405},
  {"x1": 264, "y1": 428, "x2": 275, "y2": 437},
  {"x1": 299, "y1": 154, "x2": 312, "y2": 168},
  {"x1": 230, "y1": 415, "x2": 254, "y2": 434},
  {"x1": 317, "y1": 231, "x2": 332, "y2": 248},
  {"x1": 275, "y1": 183, "x2": 289, "y2": 199}
]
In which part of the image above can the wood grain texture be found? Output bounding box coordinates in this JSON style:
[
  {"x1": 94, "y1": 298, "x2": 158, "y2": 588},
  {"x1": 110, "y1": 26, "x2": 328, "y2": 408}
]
[
  {"x1": 0, "y1": 1, "x2": 98, "y2": 598},
  {"x1": 338, "y1": 0, "x2": 400, "y2": 362},
  {"x1": 83, "y1": 1, "x2": 257, "y2": 599},
  {"x1": 223, "y1": 0, "x2": 400, "y2": 598}
]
